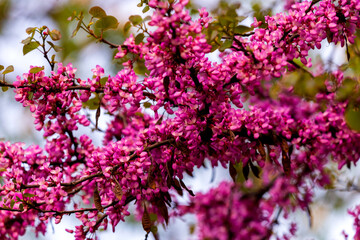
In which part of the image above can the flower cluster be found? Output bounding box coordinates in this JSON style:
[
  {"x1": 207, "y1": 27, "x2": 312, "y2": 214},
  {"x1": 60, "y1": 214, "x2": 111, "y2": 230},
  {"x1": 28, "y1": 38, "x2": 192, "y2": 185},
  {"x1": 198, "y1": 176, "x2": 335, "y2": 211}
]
[
  {"x1": 1, "y1": 0, "x2": 360, "y2": 239},
  {"x1": 180, "y1": 180, "x2": 298, "y2": 240}
]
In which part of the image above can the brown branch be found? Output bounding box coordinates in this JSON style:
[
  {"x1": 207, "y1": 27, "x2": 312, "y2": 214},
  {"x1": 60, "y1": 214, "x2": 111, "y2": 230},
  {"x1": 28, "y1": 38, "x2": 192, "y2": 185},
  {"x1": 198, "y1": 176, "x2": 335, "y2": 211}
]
[
  {"x1": 86, "y1": 28, "x2": 120, "y2": 49},
  {"x1": 288, "y1": 60, "x2": 314, "y2": 77},
  {"x1": 25, "y1": 199, "x2": 119, "y2": 215},
  {"x1": 41, "y1": 35, "x2": 55, "y2": 71},
  {"x1": 84, "y1": 213, "x2": 108, "y2": 236},
  {"x1": 17, "y1": 139, "x2": 174, "y2": 191},
  {"x1": 0, "y1": 82, "x2": 158, "y2": 102},
  {"x1": 20, "y1": 172, "x2": 104, "y2": 189},
  {"x1": 306, "y1": 0, "x2": 321, "y2": 14},
  {"x1": 145, "y1": 138, "x2": 175, "y2": 152},
  {"x1": 0, "y1": 207, "x2": 24, "y2": 212}
]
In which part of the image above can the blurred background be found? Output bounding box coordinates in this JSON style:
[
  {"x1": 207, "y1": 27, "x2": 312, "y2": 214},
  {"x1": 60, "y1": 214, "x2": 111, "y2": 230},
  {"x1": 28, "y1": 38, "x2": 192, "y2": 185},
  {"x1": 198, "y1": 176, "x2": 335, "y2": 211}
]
[{"x1": 0, "y1": 0, "x2": 359, "y2": 239}]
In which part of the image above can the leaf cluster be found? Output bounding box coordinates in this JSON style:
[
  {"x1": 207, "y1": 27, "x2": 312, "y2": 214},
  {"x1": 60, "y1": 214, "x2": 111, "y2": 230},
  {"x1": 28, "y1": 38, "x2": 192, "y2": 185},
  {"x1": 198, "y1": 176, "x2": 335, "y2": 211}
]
[{"x1": 202, "y1": 1, "x2": 253, "y2": 52}]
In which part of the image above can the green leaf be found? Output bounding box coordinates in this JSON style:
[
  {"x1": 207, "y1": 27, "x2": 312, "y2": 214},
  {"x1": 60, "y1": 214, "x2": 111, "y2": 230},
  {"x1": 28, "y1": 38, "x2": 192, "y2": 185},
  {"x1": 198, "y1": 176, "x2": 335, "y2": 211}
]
[
  {"x1": 149, "y1": 213, "x2": 158, "y2": 222},
  {"x1": 47, "y1": 41, "x2": 63, "y2": 52},
  {"x1": 23, "y1": 41, "x2": 40, "y2": 55},
  {"x1": 123, "y1": 21, "x2": 132, "y2": 33},
  {"x1": 143, "y1": 16, "x2": 152, "y2": 22},
  {"x1": 2, "y1": 65, "x2": 14, "y2": 74},
  {"x1": 150, "y1": 225, "x2": 158, "y2": 234},
  {"x1": 135, "y1": 33, "x2": 145, "y2": 45},
  {"x1": 1, "y1": 87, "x2": 8, "y2": 92},
  {"x1": 142, "y1": 6, "x2": 150, "y2": 13},
  {"x1": 129, "y1": 15, "x2": 142, "y2": 25},
  {"x1": 0, "y1": 65, "x2": 4, "y2": 72},
  {"x1": 336, "y1": 78, "x2": 357, "y2": 101},
  {"x1": 237, "y1": 16, "x2": 247, "y2": 23},
  {"x1": 72, "y1": 12, "x2": 84, "y2": 37},
  {"x1": 94, "y1": 16, "x2": 118, "y2": 30},
  {"x1": 26, "y1": 27, "x2": 35, "y2": 35},
  {"x1": 218, "y1": 16, "x2": 231, "y2": 27},
  {"x1": 100, "y1": 77, "x2": 108, "y2": 86},
  {"x1": 143, "y1": 102, "x2": 152, "y2": 108},
  {"x1": 89, "y1": 6, "x2": 107, "y2": 18},
  {"x1": 49, "y1": 29, "x2": 62, "y2": 41},
  {"x1": 83, "y1": 96, "x2": 100, "y2": 110},
  {"x1": 21, "y1": 36, "x2": 32, "y2": 45},
  {"x1": 22, "y1": 193, "x2": 35, "y2": 198},
  {"x1": 10, "y1": 199, "x2": 15, "y2": 209},
  {"x1": 219, "y1": 39, "x2": 233, "y2": 52},
  {"x1": 234, "y1": 25, "x2": 253, "y2": 34},
  {"x1": 345, "y1": 105, "x2": 360, "y2": 131},
  {"x1": 135, "y1": 112, "x2": 144, "y2": 118},
  {"x1": 27, "y1": 92, "x2": 34, "y2": 100},
  {"x1": 68, "y1": 11, "x2": 77, "y2": 22},
  {"x1": 19, "y1": 203, "x2": 24, "y2": 211},
  {"x1": 29, "y1": 66, "x2": 44, "y2": 74},
  {"x1": 210, "y1": 44, "x2": 219, "y2": 52}
]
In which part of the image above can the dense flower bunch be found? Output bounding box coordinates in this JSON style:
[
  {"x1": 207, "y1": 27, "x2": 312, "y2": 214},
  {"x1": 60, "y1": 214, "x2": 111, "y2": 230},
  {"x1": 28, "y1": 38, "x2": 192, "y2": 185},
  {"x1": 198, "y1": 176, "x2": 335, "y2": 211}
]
[
  {"x1": 1, "y1": 0, "x2": 360, "y2": 239},
  {"x1": 179, "y1": 179, "x2": 299, "y2": 240}
]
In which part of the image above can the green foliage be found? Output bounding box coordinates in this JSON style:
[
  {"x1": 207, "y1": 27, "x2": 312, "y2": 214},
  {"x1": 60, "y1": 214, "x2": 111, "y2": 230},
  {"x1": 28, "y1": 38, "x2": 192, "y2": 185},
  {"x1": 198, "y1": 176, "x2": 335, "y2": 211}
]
[
  {"x1": 123, "y1": 21, "x2": 132, "y2": 34},
  {"x1": 29, "y1": 66, "x2": 44, "y2": 74},
  {"x1": 83, "y1": 94, "x2": 102, "y2": 110},
  {"x1": 135, "y1": 33, "x2": 145, "y2": 45},
  {"x1": 252, "y1": 2, "x2": 271, "y2": 28},
  {"x1": 143, "y1": 102, "x2": 152, "y2": 108},
  {"x1": 94, "y1": 16, "x2": 118, "y2": 31},
  {"x1": 234, "y1": 25, "x2": 253, "y2": 34},
  {"x1": 47, "y1": 41, "x2": 63, "y2": 52},
  {"x1": 202, "y1": 1, "x2": 252, "y2": 52},
  {"x1": 49, "y1": 2, "x2": 93, "y2": 61},
  {"x1": 71, "y1": 11, "x2": 84, "y2": 37},
  {"x1": 22, "y1": 193, "x2": 35, "y2": 198},
  {"x1": 2, "y1": 65, "x2": 13, "y2": 75},
  {"x1": 137, "y1": 0, "x2": 149, "y2": 8},
  {"x1": 129, "y1": 15, "x2": 143, "y2": 25},
  {"x1": 336, "y1": 78, "x2": 357, "y2": 101},
  {"x1": 345, "y1": 105, "x2": 360, "y2": 131},
  {"x1": 0, "y1": 63, "x2": 9, "y2": 92},
  {"x1": 0, "y1": 0, "x2": 10, "y2": 33},
  {"x1": 49, "y1": 29, "x2": 62, "y2": 41},
  {"x1": 89, "y1": 6, "x2": 107, "y2": 18},
  {"x1": 23, "y1": 41, "x2": 40, "y2": 55},
  {"x1": 100, "y1": 77, "x2": 108, "y2": 86},
  {"x1": 142, "y1": 5, "x2": 150, "y2": 13}
]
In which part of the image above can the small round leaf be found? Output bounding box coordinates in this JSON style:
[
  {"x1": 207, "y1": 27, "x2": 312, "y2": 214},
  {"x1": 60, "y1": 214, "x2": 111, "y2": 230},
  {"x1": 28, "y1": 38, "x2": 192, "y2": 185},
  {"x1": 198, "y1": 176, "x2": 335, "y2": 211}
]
[
  {"x1": 29, "y1": 66, "x2": 44, "y2": 74},
  {"x1": 345, "y1": 105, "x2": 360, "y2": 131},
  {"x1": 135, "y1": 33, "x2": 145, "y2": 45},
  {"x1": 94, "y1": 16, "x2": 118, "y2": 30},
  {"x1": 26, "y1": 27, "x2": 35, "y2": 35},
  {"x1": 129, "y1": 15, "x2": 142, "y2": 25},
  {"x1": 23, "y1": 42, "x2": 40, "y2": 55},
  {"x1": 123, "y1": 21, "x2": 132, "y2": 33},
  {"x1": 3, "y1": 65, "x2": 14, "y2": 75},
  {"x1": 89, "y1": 6, "x2": 107, "y2": 18},
  {"x1": 49, "y1": 29, "x2": 62, "y2": 41}
]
